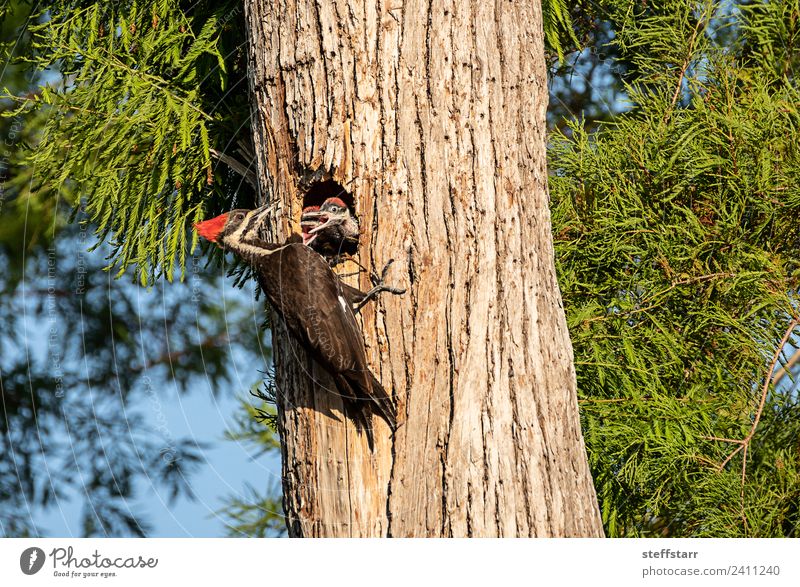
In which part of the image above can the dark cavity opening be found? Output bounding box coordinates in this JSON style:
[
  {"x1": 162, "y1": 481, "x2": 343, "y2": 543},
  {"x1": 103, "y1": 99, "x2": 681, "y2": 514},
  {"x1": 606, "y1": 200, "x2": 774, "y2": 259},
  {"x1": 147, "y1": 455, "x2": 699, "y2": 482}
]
[{"x1": 302, "y1": 180, "x2": 355, "y2": 214}]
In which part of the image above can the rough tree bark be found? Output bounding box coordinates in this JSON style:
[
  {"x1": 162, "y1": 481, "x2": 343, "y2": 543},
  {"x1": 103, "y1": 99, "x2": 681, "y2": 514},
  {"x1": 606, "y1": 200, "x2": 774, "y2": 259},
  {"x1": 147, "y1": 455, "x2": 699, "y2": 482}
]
[{"x1": 244, "y1": 0, "x2": 604, "y2": 537}]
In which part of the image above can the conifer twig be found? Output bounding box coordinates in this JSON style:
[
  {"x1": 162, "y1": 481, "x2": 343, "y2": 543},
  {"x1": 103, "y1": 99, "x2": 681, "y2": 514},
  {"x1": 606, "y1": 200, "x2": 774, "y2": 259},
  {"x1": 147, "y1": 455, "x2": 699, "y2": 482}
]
[
  {"x1": 663, "y1": 3, "x2": 712, "y2": 124},
  {"x1": 210, "y1": 148, "x2": 258, "y2": 188},
  {"x1": 705, "y1": 317, "x2": 800, "y2": 530}
]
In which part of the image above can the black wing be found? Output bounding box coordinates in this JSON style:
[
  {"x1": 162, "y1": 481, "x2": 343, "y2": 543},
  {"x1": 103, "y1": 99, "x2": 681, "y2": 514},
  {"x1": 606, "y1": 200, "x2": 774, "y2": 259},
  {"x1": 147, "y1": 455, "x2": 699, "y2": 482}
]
[{"x1": 274, "y1": 245, "x2": 396, "y2": 427}]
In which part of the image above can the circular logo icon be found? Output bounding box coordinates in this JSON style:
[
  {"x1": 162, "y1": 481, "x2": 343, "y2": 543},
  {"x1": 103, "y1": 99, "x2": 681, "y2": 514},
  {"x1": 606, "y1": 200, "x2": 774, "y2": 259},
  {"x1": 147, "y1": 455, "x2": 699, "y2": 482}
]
[{"x1": 20, "y1": 547, "x2": 46, "y2": 575}]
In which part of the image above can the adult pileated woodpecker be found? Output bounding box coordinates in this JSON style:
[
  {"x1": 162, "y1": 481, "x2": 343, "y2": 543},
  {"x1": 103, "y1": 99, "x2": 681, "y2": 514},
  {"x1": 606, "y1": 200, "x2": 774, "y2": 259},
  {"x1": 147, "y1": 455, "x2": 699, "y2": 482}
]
[{"x1": 195, "y1": 207, "x2": 396, "y2": 446}]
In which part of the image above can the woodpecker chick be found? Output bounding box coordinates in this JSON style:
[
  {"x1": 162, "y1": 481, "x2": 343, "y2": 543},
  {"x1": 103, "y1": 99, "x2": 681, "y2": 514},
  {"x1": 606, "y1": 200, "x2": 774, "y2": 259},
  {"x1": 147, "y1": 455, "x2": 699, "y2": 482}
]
[
  {"x1": 195, "y1": 207, "x2": 397, "y2": 446},
  {"x1": 301, "y1": 197, "x2": 359, "y2": 258},
  {"x1": 300, "y1": 205, "x2": 320, "y2": 247},
  {"x1": 301, "y1": 198, "x2": 406, "y2": 311}
]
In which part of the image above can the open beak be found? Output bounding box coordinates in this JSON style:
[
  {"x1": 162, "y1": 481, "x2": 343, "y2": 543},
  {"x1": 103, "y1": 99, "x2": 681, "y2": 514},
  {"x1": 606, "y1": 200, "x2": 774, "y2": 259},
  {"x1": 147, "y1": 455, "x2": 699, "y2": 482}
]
[
  {"x1": 301, "y1": 210, "x2": 326, "y2": 226},
  {"x1": 308, "y1": 215, "x2": 341, "y2": 235},
  {"x1": 301, "y1": 209, "x2": 325, "y2": 246},
  {"x1": 301, "y1": 217, "x2": 322, "y2": 246}
]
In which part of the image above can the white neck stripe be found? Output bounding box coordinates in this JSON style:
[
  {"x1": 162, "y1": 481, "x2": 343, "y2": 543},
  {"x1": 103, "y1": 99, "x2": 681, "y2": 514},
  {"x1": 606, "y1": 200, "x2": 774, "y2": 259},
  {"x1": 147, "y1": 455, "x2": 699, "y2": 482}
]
[{"x1": 223, "y1": 209, "x2": 293, "y2": 257}]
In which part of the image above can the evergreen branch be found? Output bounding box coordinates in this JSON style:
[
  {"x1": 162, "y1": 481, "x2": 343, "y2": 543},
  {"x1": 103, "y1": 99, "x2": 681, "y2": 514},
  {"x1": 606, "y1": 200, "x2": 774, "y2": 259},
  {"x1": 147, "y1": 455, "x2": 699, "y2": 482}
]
[
  {"x1": 580, "y1": 397, "x2": 715, "y2": 404},
  {"x1": 47, "y1": 40, "x2": 213, "y2": 122},
  {"x1": 210, "y1": 148, "x2": 257, "y2": 188},
  {"x1": 552, "y1": 2, "x2": 800, "y2": 535},
  {"x1": 663, "y1": 2, "x2": 713, "y2": 125},
  {"x1": 584, "y1": 272, "x2": 736, "y2": 324},
  {"x1": 705, "y1": 317, "x2": 800, "y2": 532},
  {"x1": 3, "y1": 91, "x2": 141, "y2": 125},
  {"x1": 640, "y1": 272, "x2": 736, "y2": 305}
]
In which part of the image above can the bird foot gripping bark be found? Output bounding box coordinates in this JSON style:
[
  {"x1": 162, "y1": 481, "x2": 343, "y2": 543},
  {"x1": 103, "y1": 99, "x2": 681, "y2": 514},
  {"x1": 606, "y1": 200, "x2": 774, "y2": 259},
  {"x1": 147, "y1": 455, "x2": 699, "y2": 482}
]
[{"x1": 353, "y1": 259, "x2": 406, "y2": 314}]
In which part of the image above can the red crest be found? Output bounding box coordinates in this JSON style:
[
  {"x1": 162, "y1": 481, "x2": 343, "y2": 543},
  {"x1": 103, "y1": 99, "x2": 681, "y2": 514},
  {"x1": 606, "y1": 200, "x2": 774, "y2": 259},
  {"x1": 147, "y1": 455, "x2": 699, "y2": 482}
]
[{"x1": 194, "y1": 213, "x2": 229, "y2": 242}]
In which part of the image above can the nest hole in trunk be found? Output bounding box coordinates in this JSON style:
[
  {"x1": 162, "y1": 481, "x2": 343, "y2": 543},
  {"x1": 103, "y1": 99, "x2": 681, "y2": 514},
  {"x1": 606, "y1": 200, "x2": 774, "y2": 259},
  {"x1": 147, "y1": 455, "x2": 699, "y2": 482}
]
[{"x1": 302, "y1": 180, "x2": 355, "y2": 216}]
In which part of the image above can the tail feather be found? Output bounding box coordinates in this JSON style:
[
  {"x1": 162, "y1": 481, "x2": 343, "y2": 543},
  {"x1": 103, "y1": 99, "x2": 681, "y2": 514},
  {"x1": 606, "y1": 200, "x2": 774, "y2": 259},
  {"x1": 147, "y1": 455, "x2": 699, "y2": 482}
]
[
  {"x1": 366, "y1": 371, "x2": 397, "y2": 431},
  {"x1": 334, "y1": 370, "x2": 396, "y2": 449},
  {"x1": 351, "y1": 400, "x2": 376, "y2": 451}
]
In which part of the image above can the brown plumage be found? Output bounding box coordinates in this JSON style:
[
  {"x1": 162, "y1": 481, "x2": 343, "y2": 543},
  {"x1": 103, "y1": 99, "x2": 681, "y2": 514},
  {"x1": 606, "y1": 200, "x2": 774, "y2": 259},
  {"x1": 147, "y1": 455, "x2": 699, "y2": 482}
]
[{"x1": 195, "y1": 207, "x2": 396, "y2": 446}]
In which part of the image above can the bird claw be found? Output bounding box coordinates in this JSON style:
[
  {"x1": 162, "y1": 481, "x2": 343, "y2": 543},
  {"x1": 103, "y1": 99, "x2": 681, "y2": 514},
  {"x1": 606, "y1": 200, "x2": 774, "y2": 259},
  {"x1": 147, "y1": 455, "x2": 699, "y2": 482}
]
[
  {"x1": 381, "y1": 285, "x2": 407, "y2": 295},
  {"x1": 371, "y1": 259, "x2": 396, "y2": 286},
  {"x1": 371, "y1": 259, "x2": 405, "y2": 294},
  {"x1": 353, "y1": 259, "x2": 406, "y2": 313}
]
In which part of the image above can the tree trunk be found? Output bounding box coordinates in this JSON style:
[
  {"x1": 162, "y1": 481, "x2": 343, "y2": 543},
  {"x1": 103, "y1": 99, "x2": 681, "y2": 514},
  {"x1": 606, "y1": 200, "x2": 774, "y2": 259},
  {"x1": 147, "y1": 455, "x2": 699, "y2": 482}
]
[{"x1": 244, "y1": 0, "x2": 604, "y2": 537}]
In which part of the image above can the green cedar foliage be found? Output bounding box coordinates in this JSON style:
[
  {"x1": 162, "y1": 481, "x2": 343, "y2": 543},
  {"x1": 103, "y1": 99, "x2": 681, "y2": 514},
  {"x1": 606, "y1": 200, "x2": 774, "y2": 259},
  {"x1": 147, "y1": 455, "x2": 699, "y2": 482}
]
[
  {"x1": 550, "y1": 1, "x2": 800, "y2": 536},
  {"x1": 542, "y1": 0, "x2": 581, "y2": 62},
  {"x1": 5, "y1": 0, "x2": 254, "y2": 286},
  {"x1": 0, "y1": 1, "x2": 269, "y2": 537}
]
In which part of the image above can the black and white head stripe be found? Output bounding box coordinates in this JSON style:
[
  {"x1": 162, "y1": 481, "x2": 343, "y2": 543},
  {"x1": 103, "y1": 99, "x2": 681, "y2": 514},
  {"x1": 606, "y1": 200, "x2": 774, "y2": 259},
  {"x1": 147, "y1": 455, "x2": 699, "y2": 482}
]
[{"x1": 222, "y1": 205, "x2": 288, "y2": 258}]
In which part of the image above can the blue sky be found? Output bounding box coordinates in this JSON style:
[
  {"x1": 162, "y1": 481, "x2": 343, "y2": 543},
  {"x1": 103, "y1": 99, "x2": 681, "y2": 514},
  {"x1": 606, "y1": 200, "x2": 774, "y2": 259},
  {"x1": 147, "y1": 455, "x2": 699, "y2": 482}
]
[
  {"x1": 15, "y1": 262, "x2": 283, "y2": 538},
  {"x1": 33, "y1": 381, "x2": 281, "y2": 537}
]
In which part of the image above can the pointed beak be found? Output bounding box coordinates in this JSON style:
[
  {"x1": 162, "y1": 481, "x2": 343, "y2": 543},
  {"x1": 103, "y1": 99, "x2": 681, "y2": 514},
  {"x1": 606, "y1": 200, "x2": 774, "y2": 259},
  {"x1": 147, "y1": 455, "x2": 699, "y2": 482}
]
[
  {"x1": 301, "y1": 210, "x2": 326, "y2": 230},
  {"x1": 301, "y1": 209, "x2": 326, "y2": 221},
  {"x1": 252, "y1": 203, "x2": 272, "y2": 220},
  {"x1": 194, "y1": 213, "x2": 229, "y2": 243},
  {"x1": 304, "y1": 209, "x2": 350, "y2": 235},
  {"x1": 300, "y1": 208, "x2": 322, "y2": 245}
]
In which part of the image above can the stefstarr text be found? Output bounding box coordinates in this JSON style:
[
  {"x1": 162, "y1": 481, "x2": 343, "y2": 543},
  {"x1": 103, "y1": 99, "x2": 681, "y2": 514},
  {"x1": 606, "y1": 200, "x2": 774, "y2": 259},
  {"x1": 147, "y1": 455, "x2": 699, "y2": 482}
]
[{"x1": 642, "y1": 549, "x2": 698, "y2": 559}]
